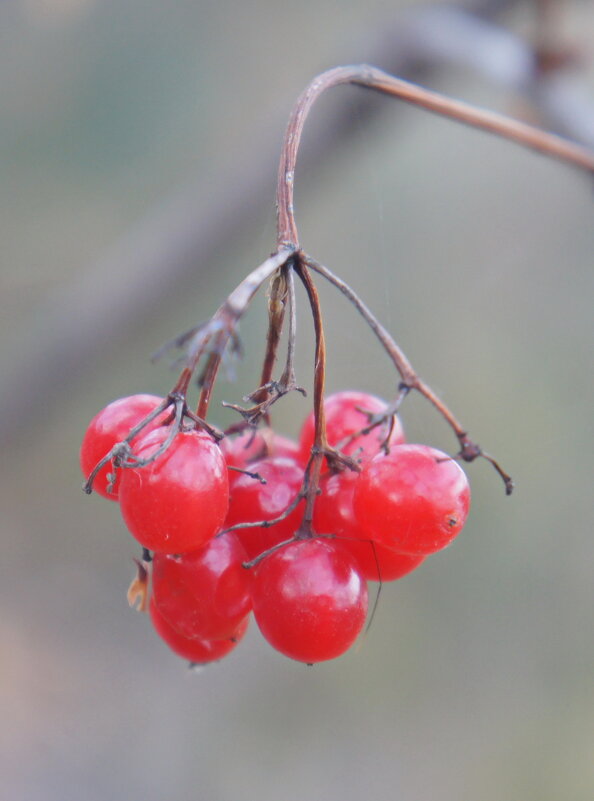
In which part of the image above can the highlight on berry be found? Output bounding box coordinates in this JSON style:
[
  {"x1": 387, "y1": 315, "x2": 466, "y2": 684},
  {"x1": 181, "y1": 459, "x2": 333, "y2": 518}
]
[{"x1": 81, "y1": 390, "x2": 471, "y2": 665}]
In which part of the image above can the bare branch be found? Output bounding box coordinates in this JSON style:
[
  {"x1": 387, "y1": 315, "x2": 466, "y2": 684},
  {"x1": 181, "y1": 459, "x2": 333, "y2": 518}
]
[
  {"x1": 277, "y1": 65, "x2": 594, "y2": 246},
  {"x1": 4, "y1": 2, "x2": 594, "y2": 443}
]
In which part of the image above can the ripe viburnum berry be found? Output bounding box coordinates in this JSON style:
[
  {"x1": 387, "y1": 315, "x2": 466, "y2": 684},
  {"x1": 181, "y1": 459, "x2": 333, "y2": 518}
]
[
  {"x1": 353, "y1": 444, "x2": 471, "y2": 555},
  {"x1": 151, "y1": 532, "x2": 252, "y2": 641},
  {"x1": 150, "y1": 598, "x2": 248, "y2": 663},
  {"x1": 221, "y1": 430, "x2": 303, "y2": 486},
  {"x1": 314, "y1": 469, "x2": 424, "y2": 581},
  {"x1": 224, "y1": 456, "x2": 304, "y2": 560},
  {"x1": 119, "y1": 427, "x2": 229, "y2": 554},
  {"x1": 251, "y1": 538, "x2": 368, "y2": 663},
  {"x1": 80, "y1": 394, "x2": 167, "y2": 500},
  {"x1": 299, "y1": 390, "x2": 405, "y2": 465}
]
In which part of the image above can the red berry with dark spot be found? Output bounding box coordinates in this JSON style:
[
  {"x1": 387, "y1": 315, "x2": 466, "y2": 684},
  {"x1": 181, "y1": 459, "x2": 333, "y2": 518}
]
[
  {"x1": 314, "y1": 469, "x2": 425, "y2": 581},
  {"x1": 353, "y1": 444, "x2": 471, "y2": 555}
]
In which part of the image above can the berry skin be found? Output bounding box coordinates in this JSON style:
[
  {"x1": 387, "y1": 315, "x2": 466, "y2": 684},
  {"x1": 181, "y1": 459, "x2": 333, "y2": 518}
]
[
  {"x1": 225, "y1": 457, "x2": 304, "y2": 560},
  {"x1": 150, "y1": 598, "x2": 248, "y2": 663},
  {"x1": 119, "y1": 427, "x2": 229, "y2": 554},
  {"x1": 269, "y1": 434, "x2": 303, "y2": 463},
  {"x1": 221, "y1": 430, "x2": 270, "y2": 470},
  {"x1": 353, "y1": 444, "x2": 471, "y2": 555},
  {"x1": 222, "y1": 430, "x2": 303, "y2": 486},
  {"x1": 251, "y1": 538, "x2": 368, "y2": 663},
  {"x1": 314, "y1": 469, "x2": 425, "y2": 581},
  {"x1": 299, "y1": 390, "x2": 405, "y2": 465},
  {"x1": 151, "y1": 532, "x2": 252, "y2": 641},
  {"x1": 80, "y1": 394, "x2": 167, "y2": 500}
]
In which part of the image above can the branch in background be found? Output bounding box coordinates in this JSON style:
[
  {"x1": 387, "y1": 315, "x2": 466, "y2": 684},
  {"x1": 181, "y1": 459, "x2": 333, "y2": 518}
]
[{"x1": 1, "y1": 0, "x2": 593, "y2": 444}]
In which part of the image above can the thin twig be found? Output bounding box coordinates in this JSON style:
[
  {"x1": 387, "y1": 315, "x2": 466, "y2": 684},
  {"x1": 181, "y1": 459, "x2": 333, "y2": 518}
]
[
  {"x1": 227, "y1": 465, "x2": 267, "y2": 484},
  {"x1": 193, "y1": 247, "x2": 295, "y2": 418},
  {"x1": 220, "y1": 491, "x2": 305, "y2": 536},
  {"x1": 220, "y1": 261, "x2": 306, "y2": 426},
  {"x1": 118, "y1": 397, "x2": 185, "y2": 469},
  {"x1": 250, "y1": 264, "x2": 290, "y2": 418},
  {"x1": 82, "y1": 393, "x2": 176, "y2": 494},
  {"x1": 242, "y1": 532, "x2": 338, "y2": 570},
  {"x1": 303, "y1": 253, "x2": 513, "y2": 492},
  {"x1": 276, "y1": 65, "x2": 594, "y2": 247},
  {"x1": 278, "y1": 264, "x2": 299, "y2": 390},
  {"x1": 293, "y1": 260, "x2": 330, "y2": 532},
  {"x1": 335, "y1": 385, "x2": 411, "y2": 456}
]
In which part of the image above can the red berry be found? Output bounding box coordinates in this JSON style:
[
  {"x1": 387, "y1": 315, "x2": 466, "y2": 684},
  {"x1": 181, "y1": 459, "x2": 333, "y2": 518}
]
[
  {"x1": 222, "y1": 430, "x2": 303, "y2": 487},
  {"x1": 299, "y1": 390, "x2": 405, "y2": 464},
  {"x1": 225, "y1": 457, "x2": 304, "y2": 560},
  {"x1": 353, "y1": 444, "x2": 471, "y2": 555},
  {"x1": 251, "y1": 538, "x2": 368, "y2": 663},
  {"x1": 80, "y1": 394, "x2": 167, "y2": 500},
  {"x1": 221, "y1": 430, "x2": 269, "y2": 470},
  {"x1": 150, "y1": 598, "x2": 248, "y2": 663},
  {"x1": 314, "y1": 469, "x2": 425, "y2": 581},
  {"x1": 151, "y1": 532, "x2": 252, "y2": 640},
  {"x1": 270, "y1": 434, "x2": 303, "y2": 463},
  {"x1": 119, "y1": 427, "x2": 229, "y2": 554}
]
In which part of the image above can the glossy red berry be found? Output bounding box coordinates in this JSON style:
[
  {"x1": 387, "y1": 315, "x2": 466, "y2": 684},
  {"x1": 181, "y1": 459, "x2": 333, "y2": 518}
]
[
  {"x1": 353, "y1": 444, "x2": 471, "y2": 555},
  {"x1": 222, "y1": 430, "x2": 303, "y2": 486},
  {"x1": 299, "y1": 390, "x2": 405, "y2": 464},
  {"x1": 225, "y1": 457, "x2": 304, "y2": 560},
  {"x1": 80, "y1": 394, "x2": 167, "y2": 500},
  {"x1": 270, "y1": 434, "x2": 303, "y2": 462},
  {"x1": 119, "y1": 427, "x2": 229, "y2": 554},
  {"x1": 251, "y1": 538, "x2": 368, "y2": 663},
  {"x1": 150, "y1": 598, "x2": 248, "y2": 663},
  {"x1": 221, "y1": 430, "x2": 269, "y2": 470},
  {"x1": 314, "y1": 469, "x2": 425, "y2": 581},
  {"x1": 151, "y1": 532, "x2": 252, "y2": 640}
]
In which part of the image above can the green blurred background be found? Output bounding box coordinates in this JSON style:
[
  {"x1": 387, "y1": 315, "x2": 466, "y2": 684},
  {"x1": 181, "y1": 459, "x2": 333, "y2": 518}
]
[{"x1": 1, "y1": 1, "x2": 593, "y2": 799}]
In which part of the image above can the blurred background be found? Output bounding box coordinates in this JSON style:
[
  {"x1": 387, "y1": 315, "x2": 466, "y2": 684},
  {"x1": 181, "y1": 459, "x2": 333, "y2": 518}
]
[{"x1": 1, "y1": 1, "x2": 593, "y2": 799}]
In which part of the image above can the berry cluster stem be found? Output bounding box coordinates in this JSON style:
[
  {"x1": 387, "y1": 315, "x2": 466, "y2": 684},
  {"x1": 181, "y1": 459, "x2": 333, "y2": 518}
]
[
  {"x1": 276, "y1": 65, "x2": 594, "y2": 249},
  {"x1": 192, "y1": 246, "x2": 295, "y2": 418},
  {"x1": 294, "y1": 259, "x2": 329, "y2": 533},
  {"x1": 252, "y1": 265, "x2": 290, "y2": 417},
  {"x1": 110, "y1": 65, "x2": 593, "y2": 496}
]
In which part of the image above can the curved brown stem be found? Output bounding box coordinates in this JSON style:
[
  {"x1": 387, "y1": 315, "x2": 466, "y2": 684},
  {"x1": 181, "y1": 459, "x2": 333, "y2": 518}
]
[
  {"x1": 277, "y1": 65, "x2": 594, "y2": 247},
  {"x1": 293, "y1": 259, "x2": 329, "y2": 533}
]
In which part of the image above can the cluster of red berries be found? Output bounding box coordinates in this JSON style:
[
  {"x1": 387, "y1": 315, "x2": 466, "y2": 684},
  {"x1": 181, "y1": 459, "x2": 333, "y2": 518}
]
[{"x1": 80, "y1": 390, "x2": 471, "y2": 665}]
